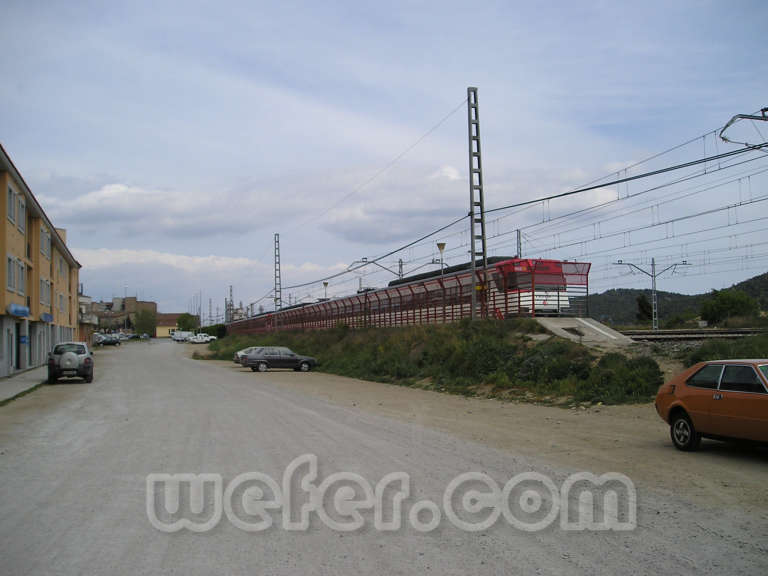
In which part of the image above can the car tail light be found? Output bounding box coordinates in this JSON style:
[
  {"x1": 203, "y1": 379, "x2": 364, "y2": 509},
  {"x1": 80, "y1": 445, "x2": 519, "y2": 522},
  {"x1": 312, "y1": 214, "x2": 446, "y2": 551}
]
[
  {"x1": 48, "y1": 357, "x2": 55, "y2": 366},
  {"x1": 84, "y1": 357, "x2": 92, "y2": 366}
]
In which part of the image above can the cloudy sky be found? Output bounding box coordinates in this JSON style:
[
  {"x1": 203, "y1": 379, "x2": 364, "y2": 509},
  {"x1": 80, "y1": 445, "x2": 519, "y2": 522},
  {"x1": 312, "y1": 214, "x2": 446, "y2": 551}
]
[{"x1": 1, "y1": 1, "x2": 767, "y2": 317}]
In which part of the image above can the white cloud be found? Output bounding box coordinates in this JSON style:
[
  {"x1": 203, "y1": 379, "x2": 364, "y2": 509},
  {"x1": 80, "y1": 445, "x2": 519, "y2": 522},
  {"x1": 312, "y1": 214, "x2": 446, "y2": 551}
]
[
  {"x1": 430, "y1": 165, "x2": 462, "y2": 181},
  {"x1": 76, "y1": 248, "x2": 266, "y2": 273}
]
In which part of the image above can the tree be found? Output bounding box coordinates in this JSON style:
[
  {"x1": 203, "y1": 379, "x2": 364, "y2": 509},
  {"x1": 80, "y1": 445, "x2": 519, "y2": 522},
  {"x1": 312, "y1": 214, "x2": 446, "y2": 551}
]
[
  {"x1": 177, "y1": 313, "x2": 199, "y2": 331},
  {"x1": 700, "y1": 289, "x2": 758, "y2": 324},
  {"x1": 134, "y1": 310, "x2": 157, "y2": 336},
  {"x1": 636, "y1": 294, "x2": 652, "y2": 322}
]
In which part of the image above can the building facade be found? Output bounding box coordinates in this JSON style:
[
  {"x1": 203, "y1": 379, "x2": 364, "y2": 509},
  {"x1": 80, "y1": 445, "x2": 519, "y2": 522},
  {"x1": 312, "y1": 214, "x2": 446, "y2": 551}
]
[
  {"x1": 156, "y1": 313, "x2": 184, "y2": 338},
  {"x1": 78, "y1": 293, "x2": 99, "y2": 344},
  {"x1": 0, "y1": 144, "x2": 80, "y2": 377}
]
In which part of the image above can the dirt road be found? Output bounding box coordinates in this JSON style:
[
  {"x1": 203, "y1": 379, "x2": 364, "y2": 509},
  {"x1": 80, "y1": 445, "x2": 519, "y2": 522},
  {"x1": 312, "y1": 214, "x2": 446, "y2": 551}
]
[
  {"x1": 220, "y1": 358, "x2": 767, "y2": 512},
  {"x1": 0, "y1": 340, "x2": 765, "y2": 575}
]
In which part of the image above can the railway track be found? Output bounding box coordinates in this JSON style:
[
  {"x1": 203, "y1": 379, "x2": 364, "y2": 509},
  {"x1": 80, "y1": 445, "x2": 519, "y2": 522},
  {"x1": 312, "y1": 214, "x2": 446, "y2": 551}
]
[{"x1": 620, "y1": 328, "x2": 767, "y2": 341}]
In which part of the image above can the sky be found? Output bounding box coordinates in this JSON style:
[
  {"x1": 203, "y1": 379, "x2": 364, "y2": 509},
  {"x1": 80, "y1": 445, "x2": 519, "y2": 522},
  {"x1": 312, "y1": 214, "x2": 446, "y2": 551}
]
[{"x1": 1, "y1": 0, "x2": 767, "y2": 318}]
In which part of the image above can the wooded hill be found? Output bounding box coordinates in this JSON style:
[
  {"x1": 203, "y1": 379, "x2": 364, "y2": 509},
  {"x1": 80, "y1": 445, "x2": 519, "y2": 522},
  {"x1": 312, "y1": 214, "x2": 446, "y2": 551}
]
[{"x1": 588, "y1": 271, "x2": 768, "y2": 326}]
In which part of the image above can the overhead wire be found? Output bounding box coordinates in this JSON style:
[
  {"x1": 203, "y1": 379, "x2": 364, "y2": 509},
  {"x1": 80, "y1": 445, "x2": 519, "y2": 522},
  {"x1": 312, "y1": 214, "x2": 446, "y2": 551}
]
[
  {"x1": 295, "y1": 97, "x2": 469, "y2": 228},
  {"x1": 485, "y1": 143, "x2": 767, "y2": 216},
  {"x1": 254, "y1": 112, "x2": 768, "y2": 306}
]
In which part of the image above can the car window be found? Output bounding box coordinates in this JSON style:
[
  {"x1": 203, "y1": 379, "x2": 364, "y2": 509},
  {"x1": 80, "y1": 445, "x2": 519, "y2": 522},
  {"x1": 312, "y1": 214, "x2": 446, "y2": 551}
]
[
  {"x1": 720, "y1": 365, "x2": 767, "y2": 394},
  {"x1": 760, "y1": 365, "x2": 768, "y2": 383},
  {"x1": 686, "y1": 364, "x2": 722, "y2": 389},
  {"x1": 54, "y1": 344, "x2": 86, "y2": 355}
]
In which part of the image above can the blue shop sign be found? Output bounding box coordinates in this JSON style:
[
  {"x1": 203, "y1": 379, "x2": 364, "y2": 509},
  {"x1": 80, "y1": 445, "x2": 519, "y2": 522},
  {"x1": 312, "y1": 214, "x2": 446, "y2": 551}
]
[
  {"x1": 20, "y1": 335, "x2": 28, "y2": 344},
  {"x1": 6, "y1": 303, "x2": 30, "y2": 317},
  {"x1": 40, "y1": 313, "x2": 53, "y2": 323}
]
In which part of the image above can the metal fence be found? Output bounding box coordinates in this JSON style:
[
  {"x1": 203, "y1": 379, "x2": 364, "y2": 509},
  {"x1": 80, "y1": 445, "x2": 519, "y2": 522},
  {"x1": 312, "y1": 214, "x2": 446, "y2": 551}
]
[{"x1": 228, "y1": 259, "x2": 591, "y2": 335}]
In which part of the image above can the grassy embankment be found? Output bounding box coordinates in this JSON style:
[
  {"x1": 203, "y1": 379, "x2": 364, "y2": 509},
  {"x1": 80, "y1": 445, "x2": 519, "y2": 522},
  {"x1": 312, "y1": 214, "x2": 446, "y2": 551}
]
[
  {"x1": 681, "y1": 333, "x2": 768, "y2": 365},
  {"x1": 204, "y1": 319, "x2": 666, "y2": 405}
]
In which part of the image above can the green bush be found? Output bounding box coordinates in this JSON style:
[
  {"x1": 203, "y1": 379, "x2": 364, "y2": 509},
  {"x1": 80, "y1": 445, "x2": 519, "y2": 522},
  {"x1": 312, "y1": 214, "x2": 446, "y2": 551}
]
[
  {"x1": 700, "y1": 289, "x2": 758, "y2": 324},
  {"x1": 683, "y1": 334, "x2": 768, "y2": 366},
  {"x1": 575, "y1": 353, "x2": 663, "y2": 404}
]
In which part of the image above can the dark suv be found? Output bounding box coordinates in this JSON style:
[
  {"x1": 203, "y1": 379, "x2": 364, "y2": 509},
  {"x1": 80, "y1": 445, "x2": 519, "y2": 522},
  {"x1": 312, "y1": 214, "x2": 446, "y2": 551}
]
[
  {"x1": 243, "y1": 346, "x2": 317, "y2": 372},
  {"x1": 48, "y1": 342, "x2": 94, "y2": 383}
]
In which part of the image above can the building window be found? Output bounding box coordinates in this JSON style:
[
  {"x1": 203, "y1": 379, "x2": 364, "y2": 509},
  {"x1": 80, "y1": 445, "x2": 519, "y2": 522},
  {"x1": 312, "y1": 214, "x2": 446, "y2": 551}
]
[
  {"x1": 59, "y1": 293, "x2": 64, "y2": 312},
  {"x1": 40, "y1": 227, "x2": 51, "y2": 259},
  {"x1": 17, "y1": 261, "x2": 25, "y2": 296},
  {"x1": 7, "y1": 187, "x2": 15, "y2": 224},
  {"x1": 40, "y1": 279, "x2": 51, "y2": 307},
  {"x1": 7, "y1": 256, "x2": 15, "y2": 292},
  {"x1": 17, "y1": 198, "x2": 25, "y2": 233}
]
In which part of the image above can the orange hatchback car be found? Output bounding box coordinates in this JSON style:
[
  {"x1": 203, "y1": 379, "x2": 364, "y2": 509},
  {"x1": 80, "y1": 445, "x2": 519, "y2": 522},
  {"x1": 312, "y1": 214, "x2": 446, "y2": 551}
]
[{"x1": 655, "y1": 359, "x2": 768, "y2": 451}]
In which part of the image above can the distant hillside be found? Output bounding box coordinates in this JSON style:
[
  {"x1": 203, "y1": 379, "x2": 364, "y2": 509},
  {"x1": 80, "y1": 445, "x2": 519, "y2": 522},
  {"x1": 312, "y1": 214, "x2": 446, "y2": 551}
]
[
  {"x1": 589, "y1": 271, "x2": 768, "y2": 326},
  {"x1": 732, "y1": 271, "x2": 768, "y2": 310}
]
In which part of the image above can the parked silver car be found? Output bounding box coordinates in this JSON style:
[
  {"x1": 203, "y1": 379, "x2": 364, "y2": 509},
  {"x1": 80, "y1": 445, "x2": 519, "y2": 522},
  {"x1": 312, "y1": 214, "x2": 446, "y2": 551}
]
[{"x1": 48, "y1": 342, "x2": 94, "y2": 383}]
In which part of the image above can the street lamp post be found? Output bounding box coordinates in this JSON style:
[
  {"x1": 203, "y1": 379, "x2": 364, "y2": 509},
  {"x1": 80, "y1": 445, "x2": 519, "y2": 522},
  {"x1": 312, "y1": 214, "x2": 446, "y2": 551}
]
[
  {"x1": 437, "y1": 243, "x2": 446, "y2": 277},
  {"x1": 437, "y1": 242, "x2": 447, "y2": 323}
]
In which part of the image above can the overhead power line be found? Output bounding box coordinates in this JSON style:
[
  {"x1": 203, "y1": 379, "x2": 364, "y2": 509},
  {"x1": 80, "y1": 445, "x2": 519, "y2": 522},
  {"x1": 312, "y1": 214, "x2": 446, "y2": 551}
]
[
  {"x1": 510, "y1": 156, "x2": 768, "y2": 240},
  {"x1": 256, "y1": 109, "x2": 768, "y2": 304},
  {"x1": 297, "y1": 97, "x2": 469, "y2": 228},
  {"x1": 283, "y1": 213, "x2": 468, "y2": 290},
  {"x1": 485, "y1": 143, "x2": 768, "y2": 216}
]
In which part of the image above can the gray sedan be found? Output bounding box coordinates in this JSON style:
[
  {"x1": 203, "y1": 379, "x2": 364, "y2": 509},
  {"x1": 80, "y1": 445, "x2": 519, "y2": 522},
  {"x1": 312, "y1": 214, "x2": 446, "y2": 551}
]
[{"x1": 243, "y1": 346, "x2": 316, "y2": 372}]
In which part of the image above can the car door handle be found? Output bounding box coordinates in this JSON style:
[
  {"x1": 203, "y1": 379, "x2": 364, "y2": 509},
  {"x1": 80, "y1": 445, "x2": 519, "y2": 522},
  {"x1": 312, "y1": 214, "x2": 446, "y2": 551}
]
[{"x1": 713, "y1": 393, "x2": 723, "y2": 400}]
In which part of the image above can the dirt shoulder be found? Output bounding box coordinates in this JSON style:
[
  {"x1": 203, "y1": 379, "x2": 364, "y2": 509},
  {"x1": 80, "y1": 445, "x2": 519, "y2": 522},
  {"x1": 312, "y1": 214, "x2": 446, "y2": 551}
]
[{"x1": 206, "y1": 355, "x2": 768, "y2": 511}]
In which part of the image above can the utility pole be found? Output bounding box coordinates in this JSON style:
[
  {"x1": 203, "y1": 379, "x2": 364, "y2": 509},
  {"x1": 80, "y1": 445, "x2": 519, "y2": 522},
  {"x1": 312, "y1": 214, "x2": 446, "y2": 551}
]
[
  {"x1": 274, "y1": 233, "x2": 282, "y2": 330},
  {"x1": 208, "y1": 298, "x2": 212, "y2": 326},
  {"x1": 467, "y1": 86, "x2": 488, "y2": 320},
  {"x1": 614, "y1": 257, "x2": 690, "y2": 330},
  {"x1": 516, "y1": 229, "x2": 522, "y2": 258},
  {"x1": 226, "y1": 285, "x2": 233, "y2": 324}
]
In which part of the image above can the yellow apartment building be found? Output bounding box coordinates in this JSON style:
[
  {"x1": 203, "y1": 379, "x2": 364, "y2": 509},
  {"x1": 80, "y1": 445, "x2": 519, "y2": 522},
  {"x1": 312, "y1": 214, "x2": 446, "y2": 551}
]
[{"x1": 0, "y1": 144, "x2": 80, "y2": 377}]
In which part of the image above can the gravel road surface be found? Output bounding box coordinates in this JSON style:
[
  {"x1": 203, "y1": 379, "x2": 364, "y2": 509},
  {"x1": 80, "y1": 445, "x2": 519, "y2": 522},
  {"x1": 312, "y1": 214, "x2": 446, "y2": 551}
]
[{"x1": 0, "y1": 340, "x2": 765, "y2": 575}]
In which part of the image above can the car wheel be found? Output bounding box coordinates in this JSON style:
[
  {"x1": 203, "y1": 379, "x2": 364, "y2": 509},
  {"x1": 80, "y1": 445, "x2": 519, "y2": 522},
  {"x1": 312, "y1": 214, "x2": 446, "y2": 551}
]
[
  {"x1": 299, "y1": 361, "x2": 311, "y2": 372},
  {"x1": 85, "y1": 372, "x2": 93, "y2": 383},
  {"x1": 250, "y1": 366, "x2": 258, "y2": 372},
  {"x1": 670, "y1": 412, "x2": 701, "y2": 451},
  {"x1": 47, "y1": 372, "x2": 57, "y2": 384}
]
